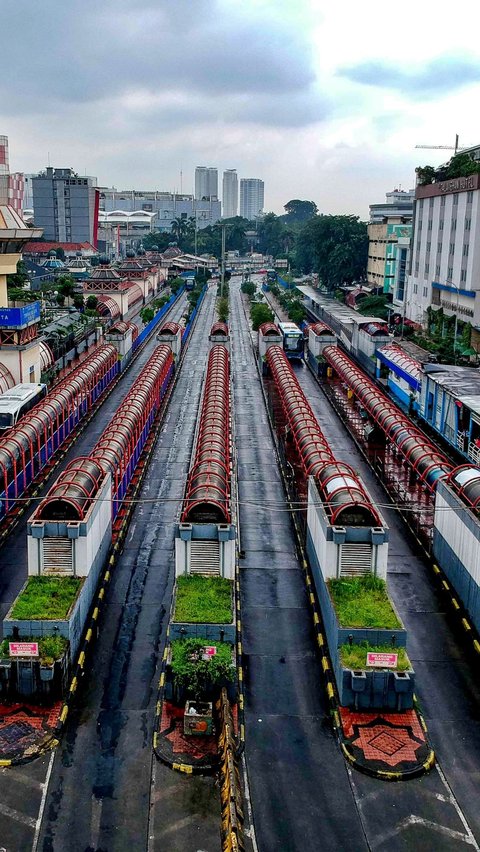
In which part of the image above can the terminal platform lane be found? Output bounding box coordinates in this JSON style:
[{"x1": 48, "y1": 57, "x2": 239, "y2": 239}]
[
  {"x1": 230, "y1": 279, "x2": 368, "y2": 852},
  {"x1": 36, "y1": 289, "x2": 221, "y2": 851},
  {"x1": 0, "y1": 293, "x2": 188, "y2": 626},
  {"x1": 294, "y1": 360, "x2": 480, "y2": 850}
]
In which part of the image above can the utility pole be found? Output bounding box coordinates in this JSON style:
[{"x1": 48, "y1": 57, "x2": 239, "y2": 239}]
[{"x1": 220, "y1": 224, "x2": 226, "y2": 298}]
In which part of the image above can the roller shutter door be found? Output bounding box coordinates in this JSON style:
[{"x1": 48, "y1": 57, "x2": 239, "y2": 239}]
[
  {"x1": 340, "y1": 542, "x2": 373, "y2": 577},
  {"x1": 41, "y1": 537, "x2": 74, "y2": 575},
  {"x1": 189, "y1": 541, "x2": 220, "y2": 576}
]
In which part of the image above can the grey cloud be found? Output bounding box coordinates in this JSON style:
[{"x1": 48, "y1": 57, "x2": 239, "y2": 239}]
[
  {"x1": 1, "y1": 0, "x2": 315, "y2": 112},
  {"x1": 338, "y1": 54, "x2": 480, "y2": 98}
]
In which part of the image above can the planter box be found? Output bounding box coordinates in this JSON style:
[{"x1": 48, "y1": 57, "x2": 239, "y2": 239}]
[
  {"x1": 4, "y1": 574, "x2": 94, "y2": 663},
  {"x1": 317, "y1": 574, "x2": 407, "y2": 651},
  {"x1": 315, "y1": 573, "x2": 414, "y2": 710},
  {"x1": 169, "y1": 583, "x2": 236, "y2": 644},
  {"x1": 183, "y1": 701, "x2": 214, "y2": 736},
  {"x1": 334, "y1": 661, "x2": 415, "y2": 710}
]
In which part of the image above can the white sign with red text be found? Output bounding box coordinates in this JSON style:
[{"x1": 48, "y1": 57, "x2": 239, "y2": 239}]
[
  {"x1": 366, "y1": 652, "x2": 398, "y2": 668},
  {"x1": 9, "y1": 642, "x2": 39, "y2": 657}
]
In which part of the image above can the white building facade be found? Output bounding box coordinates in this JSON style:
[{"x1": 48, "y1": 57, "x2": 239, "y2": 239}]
[
  {"x1": 222, "y1": 169, "x2": 238, "y2": 219},
  {"x1": 195, "y1": 166, "x2": 218, "y2": 201},
  {"x1": 406, "y1": 173, "x2": 480, "y2": 333},
  {"x1": 239, "y1": 178, "x2": 264, "y2": 220}
]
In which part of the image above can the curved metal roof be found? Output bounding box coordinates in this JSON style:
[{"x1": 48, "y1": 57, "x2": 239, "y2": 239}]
[
  {"x1": 182, "y1": 345, "x2": 230, "y2": 524},
  {"x1": 266, "y1": 345, "x2": 380, "y2": 527},
  {"x1": 323, "y1": 345, "x2": 452, "y2": 490},
  {"x1": 0, "y1": 362, "x2": 15, "y2": 394},
  {"x1": 97, "y1": 296, "x2": 121, "y2": 319},
  {"x1": 259, "y1": 322, "x2": 280, "y2": 337}
]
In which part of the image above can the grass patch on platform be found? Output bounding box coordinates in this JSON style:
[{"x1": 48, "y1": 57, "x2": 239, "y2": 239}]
[
  {"x1": 174, "y1": 575, "x2": 233, "y2": 624},
  {"x1": 10, "y1": 577, "x2": 83, "y2": 620},
  {"x1": 0, "y1": 634, "x2": 68, "y2": 665},
  {"x1": 340, "y1": 642, "x2": 411, "y2": 672},
  {"x1": 328, "y1": 575, "x2": 401, "y2": 629}
]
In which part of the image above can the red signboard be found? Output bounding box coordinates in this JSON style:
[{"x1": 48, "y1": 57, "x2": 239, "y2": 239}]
[
  {"x1": 366, "y1": 652, "x2": 398, "y2": 668},
  {"x1": 9, "y1": 642, "x2": 39, "y2": 657},
  {"x1": 202, "y1": 646, "x2": 217, "y2": 660}
]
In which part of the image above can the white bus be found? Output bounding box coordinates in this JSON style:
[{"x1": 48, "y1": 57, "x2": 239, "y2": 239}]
[
  {"x1": 0, "y1": 383, "x2": 48, "y2": 430},
  {"x1": 278, "y1": 322, "x2": 304, "y2": 360}
]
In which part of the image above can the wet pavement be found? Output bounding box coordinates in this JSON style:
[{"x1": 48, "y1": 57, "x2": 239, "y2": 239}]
[
  {"x1": 35, "y1": 287, "x2": 221, "y2": 851},
  {"x1": 294, "y1": 359, "x2": 480, "y2": 851},
  {"x1": 230, "y1": 279, "x2": 368, "y2": 852}
]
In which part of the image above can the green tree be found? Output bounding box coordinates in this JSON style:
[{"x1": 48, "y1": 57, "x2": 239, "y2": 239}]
[
  {"x1": 217, "y1": 296, "x2": 229, "y2": 323},
  {"x1": 73, "y1": 294, "x2": 84, "y2": 310},
  {"x1": 415, "y1": 165, "x2": 436, "y2": 186},
  {"x1": 7, "y1": 260, "x2": 30, "y2": 290},
  {"x1": 140, "y1": 306, "x2": 155, "y2": 325},
  {"x1": 250, "y1": 303, "x2": 274, "y2": 330},
  {"x1": 296, "y1": 214, "x2": 368, "y2": 290},
  {"x1": 86, "y1": 295, "x2": 98, "y2": 310},
  {"x1": 241, "y1": 280, "x2": 255, "y2": 298},
  {"x1": 169, "y1": 276, "x2": 184, "y2": 294},
  {"x1": 282, "y1": 199, "x2": 318, "y2": 224},
  {"x1": 256, "y1": 213, "x2": 291, "y2": 258}
]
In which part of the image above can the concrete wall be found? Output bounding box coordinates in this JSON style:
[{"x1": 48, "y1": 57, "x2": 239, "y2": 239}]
[{"x1": 433, "y1": 481, "x2": 480, "y2": 634}]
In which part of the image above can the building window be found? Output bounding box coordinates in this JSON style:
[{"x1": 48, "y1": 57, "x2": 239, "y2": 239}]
[
  {"x1": 453, "y1": 194, "x2": 458, "y2": 206},
  {"x1": 415, "y1": 262, "x2": 419, "y2": 274},
  {"x1": 426, "y1": 241, "x2": 431, "y2": 252},
  {"x1": 441, "y1": 196, "x2": 446, "y2": 207},
  {"x1": 413, "y1": 283, "x2": 418, "y2": 294},
  {"x1": 429, "y1": 197, "x2": 434, "y2": 210},
  {"x1": 439, "y1": 219, "x2": 444, "y2": 230},
  {"x1": 463, "y1": 243, "x2": 469, "y2": 257},
  {"x1": 467, "y1": 191, "x2": 473, "y2": 202},
  {"x1": 449, "y1": 243, "x2": 455, "y2": 254},
  {"x1": 465, "y1": 218, "x2": 471, "y2": 230},
  {"x1": 461, "y1": 269, "x2": 467, "y2": 282},
  {"x1": 428, "y1": 219, "x2": 432, "y2": 230},
  {"x1": 425, "y1": 262, "x2": 429, "y2": 274},
  {"x1": 452, "y1": 218, "x2": 456, "y2": 229},
  {"x1": 437, "y1": 242, "x2": 442, "y2": 253},
  {"x1": 436, "y1": 265, "x2": 440, "y2": 277},
  {"x1": 448, "y1": 266, "x2": 453, "y2": 278},
  {"x1": 423, "y1": 286, "x2": 428, "y2": 297}
]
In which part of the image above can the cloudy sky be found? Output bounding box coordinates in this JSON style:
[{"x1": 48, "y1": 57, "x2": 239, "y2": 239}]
[{"x1": 3, "y1": 0, "x2": 480, "y2": 218}]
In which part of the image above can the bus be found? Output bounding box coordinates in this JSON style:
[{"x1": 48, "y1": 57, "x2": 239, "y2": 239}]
[
  {"x1": 278, "y1": 322, "x2": 304, "y2": 361},
  {"x1": 0, "y1": 383, "x2": 48, "y2": 430}
]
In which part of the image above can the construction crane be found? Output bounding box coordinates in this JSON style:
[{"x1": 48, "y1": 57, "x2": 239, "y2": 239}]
[{"x1": 415, "y1": 134, "x2": 466, "y2": 154}]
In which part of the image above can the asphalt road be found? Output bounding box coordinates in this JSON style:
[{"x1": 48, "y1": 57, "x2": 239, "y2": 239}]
[
  {"x1": 294, "y1": 356, "x2": 480, "y2": 851},
  {"x1": 35, "y1": 286, "x2": 221, "y2": 851},
  {"x1": 230, "y1": 279, "x2": 368, "y2": 852},
  {"x1": 230, "y1": 276, "x2": 480, "y2": 852},
  {"x1": 0, "y1": 289, "x2": 222, "y2": 851}
]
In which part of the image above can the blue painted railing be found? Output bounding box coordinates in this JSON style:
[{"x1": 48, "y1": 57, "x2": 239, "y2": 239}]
[{"x1": 133, "y1": 285, "x2": 186, "y2": 352}]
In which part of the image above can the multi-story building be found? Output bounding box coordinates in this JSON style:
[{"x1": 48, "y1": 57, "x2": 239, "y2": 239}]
[
  {"x1": 239, "y1": 178, "x2": 264, "y2": 220},
  {"x1": 195, "y1": 166, "x2": 218, "y2": 201},
  {"x1": 367, "y1": 189, "x2": 414, "y2": 299},
  {"x1": 32, "y1": 167, "x2": 99, "y2": 245},
  {"x1": 98, "y1": 188, "x2": 221, "y2": 234},
  {"x1": 222, "y1": 170, "x2": 238, "y2": 218},
  {"x1": 406, "y1": 145, "x2": 480, "y2": 344},
  {"x1": 0, "y1": 136, "x2": 24, "y2": 214}
]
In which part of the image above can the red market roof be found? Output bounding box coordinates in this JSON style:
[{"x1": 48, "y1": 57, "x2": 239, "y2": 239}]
[{"x1": 23, "y1": 241, "x2": 97, "y2": 255}]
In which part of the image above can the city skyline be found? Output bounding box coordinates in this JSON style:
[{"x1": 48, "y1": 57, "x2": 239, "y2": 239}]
[{"x1": 2, "y1": 1, "x2": 480, "y2": 219}]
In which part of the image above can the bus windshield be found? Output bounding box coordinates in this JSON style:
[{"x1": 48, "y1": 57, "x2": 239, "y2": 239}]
[{"x1": 0, "y1": 413, "x2": 14, "y2": 429}]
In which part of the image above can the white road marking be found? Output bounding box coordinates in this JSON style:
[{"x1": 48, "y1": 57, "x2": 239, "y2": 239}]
[
  {"x1": 31, "y1": 749, "x2": 55, "y2": 852},
  {"x1": 89, "y1": 796, "x2": 103, "y2": 851},
  {"x1": 435, "y1": 763, "x2": 480, "y2": 850},
  {"x1": 0, "y1": 800, "x2": 36, "y2": 829},
  {"x1": 241, "y1": 749, "x2": 259, "y2": 852}
]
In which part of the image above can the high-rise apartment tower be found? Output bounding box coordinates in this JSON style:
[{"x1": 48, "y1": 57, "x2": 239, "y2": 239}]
[
  {"x1": 32, "y1": 167, "x2": 99, "y2": 244},
  {"x1": 239, "y1": 178, "x2": 264, "y2": 220},
  {"x1": 195, "y1": 166, "x2": 218, "y2": 201},
  {"x1": 222, "y1": 170, "x2": 238, "y2": 218}
]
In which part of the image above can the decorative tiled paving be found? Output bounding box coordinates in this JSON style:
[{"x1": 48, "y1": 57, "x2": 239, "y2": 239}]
[
  {"x1": 0, "y1": 702, "x2": 62, "y2": 760},
  {"x1": 156, "y1": 701, "x2": 219, "y2": 769},
  {"x1": 339, "y1": 707, "x2": 432, "y2": 775}
]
